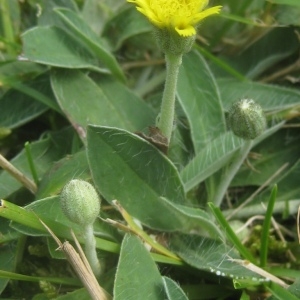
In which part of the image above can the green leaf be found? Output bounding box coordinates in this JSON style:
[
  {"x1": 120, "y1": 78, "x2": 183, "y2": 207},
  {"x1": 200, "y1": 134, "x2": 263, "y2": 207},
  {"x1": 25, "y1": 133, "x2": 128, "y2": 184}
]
[
  {"x1": 81, "y1": 0, "x2": 111, "y2": 34},
  {"x1": 21, "y1": 26, "x2": 107, "y2": 73},
  {"x1": 223, "y1": 199, "x2": 300, "y2": 220},
  {"x1": 182, "y1": 283, "x2": 236, "y2": 299},
  {"x1": 87, "y1": 125, "x2": 184, "y2": 229},
  {"x1": 114, "y1": 234, "x2": 164, "y2": 300},
  {"x1": 218, "y1": 78, "x2": 300, "y2": 111},
  {"x1": 221, "y1": 28, "x2": 299, "y2": 79},
  {"x1": 225, "y1": 158, "x2": 300, "y2": 220},
  {"x1": 169, "y1": 233, "x2": 266, "y2": 281},
  {"x1": 195, "y1": 45, "x2": 246, "y2": 81},
  {"x1": 226, "y1": 159, "x2": 300, "y2": 220},
  {"x1": 220, "y1": 12, "x2": 269, "y2": 26},
  {"x1": 0, "y1": 269, "x2": 79, "y2": 286},
  {"x1": 163, "y1": 201, "x2": 222, "y2": 236},
  {"x1": 0, "y1": 220, "x2": 19, "y2": 293},
  {"x1": 1, "y1": 199, "x2": 71, "y2": 238},
  {"x1": 51, "y1": 70, "x2": 155, "y2": 137},
  {"x1": 266, "y1": 282, "x2": 300, "y2": 300},
  {"x1": 208, "y1": 202, "x2": 255, "y2": 262},
  {"x1": 36, "y1": 150, "x2": 90, "y2": 199},
  {"x1": 177, "y1": 51, "x2": 225, "y2": 153},
  {"x1": 181, "y1": 120, "x2": 283, "y2": 192},
  {"x1": 268, "y1": 160, "x2": 300, "y2": 203},
  {"x1": 269, "y1": 0, "x2": 300, "y2": 7},
  {"x1": 276, "y1": 5, "x2": 300, "y2": 26},
  {"x1": 0, "y1": 128, "x2": 76, "y2": 198},
  {"x1": 87, "y1": 125, "x2": 221, "y2": 235},
  {"x1": 96, "y1": 74, "x2": 156, "y2": 130},
  {"x1": 270, "y1": 268, "x2": 300, "y2": 282},
  {"x1": 181, "y1": 132, "x2": 242, "y2": 192},
  {"x1": 102, "y1": 6, "x2": 153, "y2": 51},
  {"x1": 54, "y1": 8, "x2": 125, "y2": 82},
  {"x1": 0, "y1": 60, "x2": 45, "y2": 92},
  {"x1": 11, "y1": 196, "x2": 120, "y2": 252},
  {"x1": 37, "y1": 0, "x2": 78, "y2": 27},
  {"x1": 162, "y1": 277, "x2": 188, "y2": 300},
  {"x1": 0, "y1": 75, "x2": 55, "y2": 129},
  {"x1": 231, "y1": 130, "x2": 300, "y2": 187},
  {"x1": 1, "y1": 199, "x2": 120, "y2": 254},
  {"x1": 10, "y1": 196, "x2": 78, "y2": 237},
  {"x1": 286, "y1": 279, "x2": 300, "y2": 298},
  {"x1": 0, "y1": 89, "x2": 47, "y2": 128},
  {"x1": 10, "y1": 81, "x2": 61, "y2": 113}
]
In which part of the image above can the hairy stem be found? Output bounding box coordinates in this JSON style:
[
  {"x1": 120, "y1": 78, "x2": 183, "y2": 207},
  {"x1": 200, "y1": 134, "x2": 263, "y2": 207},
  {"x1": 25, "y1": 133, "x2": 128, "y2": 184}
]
[
  {"x1": 156, "y1": 53, "x2": 182, "y2": 143},
  {"x1": 84, "y1": 224, "x2": 101, "y2": 277}
]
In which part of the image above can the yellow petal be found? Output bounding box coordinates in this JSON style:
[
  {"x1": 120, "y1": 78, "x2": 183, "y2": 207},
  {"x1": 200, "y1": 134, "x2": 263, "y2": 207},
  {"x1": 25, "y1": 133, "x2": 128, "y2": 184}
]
[
  {"x1": 136, "y1": 7, "x2": 164, "y2": 27},
  {"x1": 175, "y1": 25, "x2": 196, "y2": 37},
  {"x1": 193, "y1": 6, "x2": 222, "y2": 23}
]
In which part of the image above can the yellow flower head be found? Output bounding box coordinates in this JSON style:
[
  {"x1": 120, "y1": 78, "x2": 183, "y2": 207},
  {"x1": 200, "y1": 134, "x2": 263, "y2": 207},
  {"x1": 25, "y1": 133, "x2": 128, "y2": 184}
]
[{"x1": 127, "y1": 0, "x2": 222, "y2": 37}]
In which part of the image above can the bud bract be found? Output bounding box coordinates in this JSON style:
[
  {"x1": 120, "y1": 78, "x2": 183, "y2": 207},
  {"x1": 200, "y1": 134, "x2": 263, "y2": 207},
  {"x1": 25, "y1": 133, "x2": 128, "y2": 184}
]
[{"x1": 154, "y1": 28, "x2": 195, "y2": 55}]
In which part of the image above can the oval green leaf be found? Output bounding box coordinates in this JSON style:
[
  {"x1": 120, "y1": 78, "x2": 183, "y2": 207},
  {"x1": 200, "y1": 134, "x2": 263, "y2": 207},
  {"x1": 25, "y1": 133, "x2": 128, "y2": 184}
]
[
  {"x1": 177, "y1": 51, "x2": 225, "y2": 153},
  {"x1": 87, "y1": 125, "x2": 221, "y2": 235},
  {"x1": 54, "y1": 8, "x2": 125, "y2": 82},
  {"x1": 21, "y1": 26, "x2": 107, "y2": 73},
  {"x1": 114, "y1": 234, "x2": 163, "y2": 300},
  {"x1": 169, "y1": 233, "x2": 267, "y2": 281},
  {"x1": 218, "y1": 78, "x2": 300, "y2": 111},
  {"x1": 51, "y1": 70, "x2": 155, "y2": 138},
  {"x1": 162, "y1": 277, "x2": 188, "y2": 300},
  {"x1": 87, "y1": 125, "x2": 185, "y2": 231}
]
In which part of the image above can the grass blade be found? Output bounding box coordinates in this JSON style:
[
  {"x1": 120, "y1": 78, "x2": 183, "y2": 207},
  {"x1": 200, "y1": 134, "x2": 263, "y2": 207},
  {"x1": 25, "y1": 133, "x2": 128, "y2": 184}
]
[
  {"x1": 208, "y1": 202, "x2": 256, "y2": 263},
  {"x1": 260, "y1": 185, "x2": 278, "y2": 267}
]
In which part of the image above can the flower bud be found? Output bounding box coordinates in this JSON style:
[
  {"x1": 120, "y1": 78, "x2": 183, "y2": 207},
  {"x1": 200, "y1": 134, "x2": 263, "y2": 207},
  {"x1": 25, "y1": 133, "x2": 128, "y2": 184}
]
[
  {"x1": 227, "y1": 99, "x2": 266, "y2": 140},
  {"x1": 60, "y1": 179, "x2": 100, "y2": 226}
]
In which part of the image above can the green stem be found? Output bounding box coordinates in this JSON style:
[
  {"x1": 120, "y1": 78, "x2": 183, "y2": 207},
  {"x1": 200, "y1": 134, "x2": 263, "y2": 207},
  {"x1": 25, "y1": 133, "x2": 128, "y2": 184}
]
[
  {"x1": 213, "y1": 140, "x2": 253, "y2": 207},
  {"x1": 25, "y1": 142, "x2": 39, "y2": 185},
  {"x1": 260, "y1": 185, "x2": 277, "y2": 268},
  {"x1": 0, "y1": 0, "x2": 16, "y2": 55},
  {"x1": 0, "y1": 153, "x2": 37, "y2": 194},
  {"x1": 156, "y1": 53, "x2": 182, "y2": 142},
  {"x1": 112, "y1": 200, "x2": 180, "y2": 261},
  {"x1": 84, "y1": 224, "x2": 101, "y2": 277}
]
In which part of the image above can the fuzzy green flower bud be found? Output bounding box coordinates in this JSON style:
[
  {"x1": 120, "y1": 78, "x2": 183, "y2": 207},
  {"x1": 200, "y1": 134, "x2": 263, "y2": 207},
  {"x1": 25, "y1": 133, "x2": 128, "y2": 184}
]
[
  {"x1": 60, "y1": 179, "x2": 100, "y2": 226},
  {"x1": 227, "y1": 99, "x2": 266, "y2": 140},
  {"x1": 154, "y1": 28, "x2": 195, "y2": 55}
]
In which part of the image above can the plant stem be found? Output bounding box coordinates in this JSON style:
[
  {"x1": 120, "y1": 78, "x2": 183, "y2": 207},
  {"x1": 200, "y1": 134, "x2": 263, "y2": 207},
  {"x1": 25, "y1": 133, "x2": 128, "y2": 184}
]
[
  {"x1": 111, "y1": 200, "x2": 180, "y2": 261},
  {"x1": 260, "y1": 185, "x2": 277, "y2": 268},
  {"x1": 0, "y1": 0, "x2": 16, "y2": 55},
  {"x1": 25, "y1": 142, "x2": 39, "y2": 185},
  {"x1": 156, "y1": 53, "x2": 182, "y2": 143},
  {"x1": 213, "y1": 140, "x2": 253, "y2": 207},
  {"x1": 0, "y1": 153, "x2": 37, "y2": 194},
  {"x1": 84, "y1": 224, "x2": 101, "y2": 277}
]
